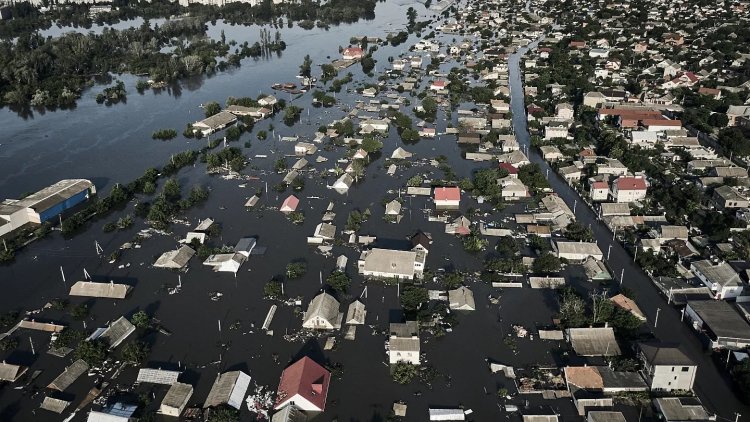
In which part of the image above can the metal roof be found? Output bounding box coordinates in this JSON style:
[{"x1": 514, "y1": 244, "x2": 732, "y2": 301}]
[
  {"x1": 153, "y1": 245, "x2": 195, "y2": 268},
  {"x1": 98, "y1": 316, "x2": 135, "y2": 349},
  {"x1": 161, "y1": 382, "x2": 193, "y2": 410},
  {"x1": 137, "y1": 368, "x2": 181, "y2": 385},
  {"x1": 566, "y1": 327, "x2": 621, "y2": 356},
  {"x1": 40, "y1": 396, "x2": 71, "y2": 413}
]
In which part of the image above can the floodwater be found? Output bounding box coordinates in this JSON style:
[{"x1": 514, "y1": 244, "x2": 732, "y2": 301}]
[{"x1": 0, "y1": 1, "x2": 662, "y2": 421}]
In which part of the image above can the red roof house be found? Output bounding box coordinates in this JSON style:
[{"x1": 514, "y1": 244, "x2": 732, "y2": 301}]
[
  {"x1": 280, "y1": 195, "x2": 300, "y2": 213},
  {"x1": 342, "y1": 47, "x2": 364, "y2": 60},
  {"x1": 499, "y1": 162, "x2": 519, "y2": 177},
  {"x1": 434, "y1": 187, "x2": 461, "y2": 209},
  {"x1": 612, "y1": 177, "x2": 648, "y2": 203},
  {"x1": 274, "y1": 357, "x2": 331, "y2": 412}
]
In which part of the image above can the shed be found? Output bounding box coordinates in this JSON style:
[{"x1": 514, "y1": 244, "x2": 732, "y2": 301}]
[
  {"x1": 272, "y1": 404, "x2": 308, "y2": 422},
  {"x1": 159, "y1": 382, "x2": 193, "y2": 417},
  {"x1": 429, "y1": 408, "x2": 466, "y2": 420},
  {"x1": 203, "y1": 371, "x2": 251, "y2": 409},
  {"x1": 137, "y1": 368, "x2": 181, "y2": 385},
  {"x1": 48, "y1": 359, "x2": 89, "y2": 391},
  {"x1": 245, "y1": 195, "x2": 260, "y2": 207},
  {"x1": 345, "y1": 300, "x2": 367, "y2": 325},
  {"x1": 69, "y1": 281, "x2": 132, "y2": 299},
  {"x1": 583, "y1": 257, "x2": 611, "y2": 280}
]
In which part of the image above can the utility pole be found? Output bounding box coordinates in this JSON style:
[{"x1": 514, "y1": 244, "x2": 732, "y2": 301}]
[
  {"x1": 654, "y1": 307, "x2": 661, "y2": 328},
  {"x1": 607, "y1": 244, "x2": 612, "y2": 261},
  {"x1": 573, "y1": 199, "x2": 577, "y2": 214},
  {"x1": 736, "y1": 413, "x2": 741, "y2": 422},
  {"x1": 620, "y1": 268, "x2": 624, "y2": 286}
]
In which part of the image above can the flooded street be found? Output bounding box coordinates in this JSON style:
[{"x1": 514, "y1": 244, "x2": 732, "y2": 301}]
[{"x1": 0, "y1": 2, "x2": 620, "y2": 421}]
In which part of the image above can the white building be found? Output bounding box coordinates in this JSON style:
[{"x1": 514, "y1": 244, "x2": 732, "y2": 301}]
[
  {"x1": 358, "y1": 248, "x2": 426, "y2": 280},
  {"x1": 389, "y1": 322, "x2": 420, "y2": 365},
  {"x1": 302, "y1": 292, "x2": 343, "y2": 330},
  {"x1": 553, "y1": 241, "x2": 603, "y2": 261},
  {"x1": 638, "y1": 342, "x2": 697, "y2": 392}
]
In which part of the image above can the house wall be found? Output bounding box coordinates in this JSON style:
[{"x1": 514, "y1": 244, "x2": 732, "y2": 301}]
[
  {"x1": 435, "y1": 200, "x2": 460, "y2": 210},
  {"x1": 389, "y1": 350, "x2": 420, "y2": 365},
  {"x1": 647, "y1": 365, "x2": 697, "y2": 391},
  {"x1": 613, "y1": 187, "x2": 647, "y2": 203},
  {"x1": 38, "y1": 189, "x2": 90, "y2": 223},
  {"x1": 591, "y1": 188, "x2": 608, "y2": 201}
]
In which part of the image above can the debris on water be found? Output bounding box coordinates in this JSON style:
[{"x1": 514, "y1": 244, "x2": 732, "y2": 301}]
[
  {"x1": 245, "y1": 382, "x2": 274, "y2": 419},
  {"x1": 209, "y1": 291, "x2": 223, "y2": 301},
  {"x1": 513, "y1": 325, "x2": 528, "y2": 338}
]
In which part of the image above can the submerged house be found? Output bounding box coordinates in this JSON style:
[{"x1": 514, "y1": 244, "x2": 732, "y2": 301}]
[
  {"x1": 358, "y1": 248, "x2": 426, "y2": 280},
  {"x1": 192, "y1": 111, "x2": 237, "y2": 136},
  {"x1": 203, "y1": 371, "x2": 251, "y2": 410},
  {"x1": 274, "y1": 356, "x2": 331, "y2": 412},
  {"x1": 153, "y1": 245, "x2": 196, "y2": 270},
  {"x1": 302, "y1": 292, "x2": 343, "y2": 330},
  {"x1": 69, "y1": 281, "x2": 132, "y2": 299}
]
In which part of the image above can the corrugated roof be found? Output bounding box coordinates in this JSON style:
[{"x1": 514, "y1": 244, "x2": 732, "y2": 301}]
[
  {"x1": 137, "y1": 368, "x2": 181, "y2": 385},
  {"x1": 161, "y1": 382, "x2": 193, "y2": 409},
  {"x1": 40, "y1": 396, "x2": 71, "y2": 413},
  {"x1": 154, "y1": 245, "x2": 195, "y2": 269},
  {"x1": 566, "y1": 327, "x2": 621, "y2": 356},
  {"x1": 48, "y1": 359, "x2": 89, "y2": 391},
  {"x1": 98, "y1": 316, "x2": 135, "y2": 349},
  {"x1": 203, "y1": 371, "x2": 250, "y2": 408},
  {"x1": 302, "y1": 293, "x2": 342, "y2": 329}
]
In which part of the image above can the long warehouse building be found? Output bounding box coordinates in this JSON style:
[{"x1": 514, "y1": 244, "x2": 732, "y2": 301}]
[{"x1": 0, "y1": 179, "x2": 96, "y2": 236}]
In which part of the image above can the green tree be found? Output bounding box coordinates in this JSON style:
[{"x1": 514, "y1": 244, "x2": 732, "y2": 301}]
[
  {"x1": 400, "y1": 285, "x2": 428, "y2": 311},
  {"x1": 442, "y1": 272, "x2": 464, "y2": 289},
  {"x1": 392, "y1": 362, "x2": 418, "y2": 384},
  {"x1": 204, "y1": 101, "x2": 221, "y2": 118},
  {"x1": 361, "y1": 137, "x2": 384, "y2": 153},
  {"x1": 74, "y1": 340, "x2": 108, "y2": 366},
  {"x1": 70, "y1": 304, "x2": 89, "y2": 320},
  {"x1": 208, "y1": 405, "x2": 240, "y2": 422},
  {"x1": 286, "y1": 262, "x2": 307, "y2": 279},
  {"x1": 532, "y1": 253, "x2": 561, "y2": 274},
  {"x1": 264, "y1": 280, "x2": 283, "y2": 299},
  {"x1": 558, "y1": 288, "x2": 586, "y2": 328},
  {"x1": 121, "y1": 341, "x2": 150, "y2": 365},
  {"x1": 299, "y1": 54, "x2": 313, "y2": 77},
  {"x1": 565, "y1": 222, "x2": 594, "y2": 242},
  {"x1": 163, "y1": 178, "x2": 181, "y2": 202},
  {"x1": 130, "y1": 311, "x2": 151, "y2": 329},
  {"x1": 361, "y1": 56, "x2": 376, "y2": 73},
  {"x1": 326, "y1": 271, "x2": 352, "y2": 292}
]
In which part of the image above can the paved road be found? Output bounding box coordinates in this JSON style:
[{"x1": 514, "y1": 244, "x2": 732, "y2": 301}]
[{"x1": 507, "y1": 40, "x2": 749, "y2": 418}]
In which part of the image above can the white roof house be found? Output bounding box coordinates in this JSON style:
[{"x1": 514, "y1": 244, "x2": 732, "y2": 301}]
[
  {"x1": 332, "y1": 173, "x2": 354, "y2": 194},
  {"x1": 358, "y1": 248, "x2": 425, "y2": 280},
  {"x1": 385, "y1": 200, "x2": 402, "y2": 215},
  {"x1": 553, "y1": 241, "x2": 603, "y2": 261},
  {"x1": 302, "y1": 292, "x2": 343, "y2": 330},
  {"x1": 203, "y1": 253, "x2": 247, "y2": 274},
  {"x1": 448, "y1": 286, "x2": 476, "y2": 311}
]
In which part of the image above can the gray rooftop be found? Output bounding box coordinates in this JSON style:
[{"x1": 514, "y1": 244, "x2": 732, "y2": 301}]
[
  {"x1": 654, "y1": 397, "x2": 711, "y2": 421},
  {"x1": 48, "y1": 359, "x2": 89, "y2": 391},
  {"x1": 99, "y1": 316, "x2": 136, "y2": 349},
  {"x1": 161, "y1": 382, "x2": 193, "y2": 410},
  {"x1": 40, "y1": 396, "x2": 71, "y2": 414},
  {"x1": 137, "y1": 368, "x2": 181, "y2": 385},
  {"x1": 687, "y1": 300, "x2": 750, "y2": 340},
  {"x1": 566, "y1": 327, "x2": 621, "y2": 356},
  {"x1": 69, "y1": 281, "x2": 131, "y2": 299},
  {"x1": 639, "y1": 342, "x2": 694, "y2": 366}
]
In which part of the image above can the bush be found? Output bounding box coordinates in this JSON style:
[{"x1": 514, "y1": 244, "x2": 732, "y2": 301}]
[
  {"x1": 121, "y1": 341, "x2": 150, "y2": 365},
  {"x1": 392, "y1": 362, "x2": 418, "y2": 384},
  {"x1": 152, "y1": 128, "x2": 178, "y2": 140},
  {"x1": 130, "y1": 311, "x2": 150, "y2": 329},
  {"x1": 264, "y1": 280, "x2": 283, "y2": 299},
  {"x1": 74, "y1": 340, "x2": 107, "y2": 366},
  {"x1": 326, "y1": 271, "x2": 351, "y2": 292},
  {"x1": 400, "y1": 285, "x2": 428, "y2": 311},
  {"x1": 286, "y1": 262, "x2": 307, "y2": 279}
]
